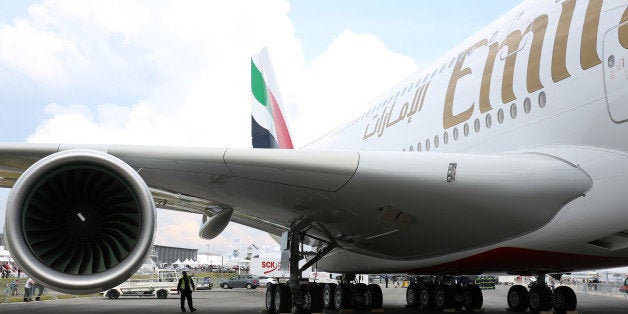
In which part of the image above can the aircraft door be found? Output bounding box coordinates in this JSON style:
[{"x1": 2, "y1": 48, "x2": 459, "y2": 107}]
[{"x1": 603, "y1": 5, "x2": 628, "y2": 123}]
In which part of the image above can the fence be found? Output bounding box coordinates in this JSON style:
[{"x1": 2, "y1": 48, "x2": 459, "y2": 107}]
[
  {"x1": 564, "y1": 282, "x2": 628, "y2": 299},
  {"x1": 0, "y1": 282, "x2": 68, "y2": 303}
]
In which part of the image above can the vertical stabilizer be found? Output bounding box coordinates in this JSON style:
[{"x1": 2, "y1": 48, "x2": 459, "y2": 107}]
[{"x1": 251, "y1": 47, "x2": 294, "y2": 149}]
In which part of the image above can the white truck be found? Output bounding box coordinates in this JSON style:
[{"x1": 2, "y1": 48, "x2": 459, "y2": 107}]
[
  {"x1": 104, "y1": 269, "x2": 180, "y2": 299},
  {"x1": 250, "y1": 254, "x2": 338, "y2": 284}
]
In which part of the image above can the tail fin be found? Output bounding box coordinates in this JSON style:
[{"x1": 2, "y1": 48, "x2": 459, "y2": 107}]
[{"x1": 250, "y1": 47, "x2": 294, "y2": 149}]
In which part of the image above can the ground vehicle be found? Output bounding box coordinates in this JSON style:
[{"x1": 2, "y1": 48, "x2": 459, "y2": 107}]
[
  {"x1": 196, "y1": 277, "x2": 214, "y2": 290},
  {"x1": 104, "y1": 269, "x2": 179, "y2": 299},
  {"x1": 619, "y1": 277, "x2": 628, "y2": 293},
  {"x1": 220, "y1": 274, "x2": 259, "y2": 289},
  {"x1": 258, "y1": 276, "x2": 277, "y2": 286}
]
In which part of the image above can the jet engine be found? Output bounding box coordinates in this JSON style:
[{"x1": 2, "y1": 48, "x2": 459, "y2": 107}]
[{"x1": 4, "y1": 149, "x2": 155, "y2": 294}]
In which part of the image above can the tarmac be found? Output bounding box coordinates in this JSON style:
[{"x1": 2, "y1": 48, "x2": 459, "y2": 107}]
[{"x1": 2, "y1": 284, "x2": 628, "y2": 313}]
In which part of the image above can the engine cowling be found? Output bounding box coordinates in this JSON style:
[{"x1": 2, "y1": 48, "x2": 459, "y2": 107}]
[{"x1": 4, "y1": 149, "x2": 155, "y2": 294}]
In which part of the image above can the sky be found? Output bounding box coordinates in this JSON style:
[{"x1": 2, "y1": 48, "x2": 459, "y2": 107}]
[{"x1": 0, "y1": 0, "x2": 523, "y2": 256}]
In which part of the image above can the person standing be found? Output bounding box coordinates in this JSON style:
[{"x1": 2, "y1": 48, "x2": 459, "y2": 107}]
[
  {"x1": 23, "y1": 277, "x2": 34, "y2": 302},
  {"x1": 32, "y1": 280, "x2": 45, "y2": 301},
  {"x1": 177, "y1": 271, "x2": 197, "y2": 312}
]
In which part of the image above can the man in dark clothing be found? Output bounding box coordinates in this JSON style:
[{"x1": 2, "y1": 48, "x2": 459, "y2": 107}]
[{"x1": 177, "y1": 271, "x2": 197, "y2": 312}]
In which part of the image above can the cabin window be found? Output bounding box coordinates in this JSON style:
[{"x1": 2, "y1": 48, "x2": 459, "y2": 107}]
[
  {"x1": 524, "y1": 97, "x2": 531, "y2": 114},
  {"x1": 417, "y1": 142, "x2": 422, "y2": 152},
  {"x1": 425, "y1": 139, "x2": 431, "y2": 151},
  {"x1": 498, "y1": 109, "x2": 505, "y2": 124},
  {"x1": 463, "y1": 123, "x2": 470, "y2": 137},
  {"x1": 510, "y1": 103, "x2": 518, "y2": 119},
  {"x1": 486, "y1": 114, "x2": 492, "y2": 128},
  {"x1": 474, "y1": 118, "x2": 480, "y2": 133},
  {"x1": 434, "y1": 135, "x2": 440, "y2": 148},
  {"x1": 409, "y1": 145, "x2": 414, "y2": 151},
  {"x1": 443, "y1": 131, "x2": 449, "y2": 145},
  {"x1": 453, "y1": 127, "x2": 459, "y2": 140},
  {"x1": 539, "y1": 91, "x2": 546, "y2": 108}
]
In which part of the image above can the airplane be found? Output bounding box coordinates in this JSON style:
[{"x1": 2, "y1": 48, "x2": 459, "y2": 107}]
[{"x1": 1, "y1": 0, "x2": 628, "y2": 312}]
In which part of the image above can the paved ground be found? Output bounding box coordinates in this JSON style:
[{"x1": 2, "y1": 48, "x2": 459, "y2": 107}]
[{"x1": 2, "y1": 284, "x2": 628, "y2": 313}]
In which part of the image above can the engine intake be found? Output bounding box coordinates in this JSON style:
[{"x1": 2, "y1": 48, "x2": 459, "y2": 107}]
[{"x1": 4, "y1": 149, "x2": 155, "y2": 294}]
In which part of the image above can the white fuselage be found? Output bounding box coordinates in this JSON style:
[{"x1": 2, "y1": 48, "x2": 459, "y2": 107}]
[{"x1": 306, "y1": 0, "x2": 628, "y2": 273}]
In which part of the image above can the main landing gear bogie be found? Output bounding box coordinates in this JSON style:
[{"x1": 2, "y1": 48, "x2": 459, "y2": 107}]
[
  {"x1": 266, "y1": 281, "x2": 383, "y2": 313},
  {"x1": 406, "y1": 280, "x2": 483, "y2": 311},
  {"x1": 506, "y1": 282, "x2": 577, "y2": 313}
]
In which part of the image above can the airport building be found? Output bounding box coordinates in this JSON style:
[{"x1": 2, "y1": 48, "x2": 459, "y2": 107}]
[{"x1": 153, "y1": 245, "x2": 198, "y2": 265}]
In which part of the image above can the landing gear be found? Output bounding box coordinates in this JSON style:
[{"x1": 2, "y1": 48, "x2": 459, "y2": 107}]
[
  {"x1": 406, "y1": 276, "x2": 483, "y2": 311},
  {"x1": 265, "y1": 221, "x2": 337, "y2": 313},
  {"x1": 327, "y1": 275, "x2": 383, "y2": 311},
  {"x1": 506, "y1": 274, "x2": 577, "y2": 313}
]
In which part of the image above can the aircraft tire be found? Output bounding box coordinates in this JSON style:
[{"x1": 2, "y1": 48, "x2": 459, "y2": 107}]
[
  {"x1": 418, "y1": 282, "x2": 434, "y2": 309},
  {"x1": 433, "y1": 284, "x2": 454, "y2": 310},
  {"x1": 463, "y1": 285, "x2": 483, "y2": 311},
  {"x1": 406, "y1": 283, "x2": 419, "y2": 307},
  {"x1": 507, "y1": 285, "x2": 529, "y2": 312},
  {"x1": 323, "y1": 283, "x2": 337, "y2": 309},
  {"x1": 552, "y1": 286, "x2": 577, "y2": 312},
  {"x1": 304, "y1": 283, "x2": 324, "y2": 313},
  {"x1": 273, "y1": 284, "x2": 292, "y2": 313},
  {"x1": 333, "y1": 283, "x2": 352, "y2": 310},
  {"x1": 529, "y1": 285, "x2": 552, "y2": 312},
  {"x1": 265, "y1": 283, "x2": 276, "y2": 313},
  {"x1": 366, "y1": 284, "x2": 383, "y2": 309}
]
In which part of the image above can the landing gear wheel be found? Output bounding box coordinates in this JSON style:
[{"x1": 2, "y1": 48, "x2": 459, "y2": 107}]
[
  {"x1": 304, "y1": 283, "x2": 324, "y2": 313},
  {"x1": 265, "y1": 283, "x2": 276, "y2": 313},
  {"x1": 433, "y1": 284, "x2": 454, "y2": 310},
  {"x1": 365, "y1": 284, "x2": 383, "y2": 309},
  {"x1": 418, "y1": 283, "x2": 434, "y2": 309},
  {"x1": 106, "y1": 289, "x2": 120, "y2": 299},
  {"x1": 529, "y1": 285, "x2": 552, "y2": 312},
  {"x1": 353, "y1": 283, "x2": 368, "y2": 311},
  {"x1": 453, "y1": 285, "x2": 464, "y2": 311},
  {"x1": 323, "y1": 283, "x2": 337, "y2": 310},
  {"x1": 334, "y1": 283, "x2": 352, "y2": 310},
  {"x1": 463, "y1": 285, "x2": 483, "y2": 311},
  {"x1": 156, "y1": 289, "x2": 168, "y2": 299},
  {"x1": 507, "y1": 285, "x2": 529, "y2": 312},
  {"x1": 553, "y1": 286, "x2": 577, "y2": 312},
  {"x1": 406, "y1": 283, "x2": 419, "y2": 307},
  {"x1": 273, "y1": 284, "x2": 292, "y2": 313}
]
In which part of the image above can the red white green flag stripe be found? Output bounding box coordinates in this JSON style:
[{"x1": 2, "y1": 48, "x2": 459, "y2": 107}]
[{"x1": 250, "y1": 51, "x2": 293, "y2": 149}]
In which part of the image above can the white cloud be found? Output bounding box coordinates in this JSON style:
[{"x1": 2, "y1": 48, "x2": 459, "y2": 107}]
[
  {"x1": 288, "y1": 29, "x2": 418, "y2": 145},
  {"x1": 0, "y1": 1, "x2": 418, "y2": 251}
]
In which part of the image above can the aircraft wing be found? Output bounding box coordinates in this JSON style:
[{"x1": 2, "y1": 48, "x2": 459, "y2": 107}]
[{"x1": 0, "y1": 143, "x2": 592, "y2": 260}]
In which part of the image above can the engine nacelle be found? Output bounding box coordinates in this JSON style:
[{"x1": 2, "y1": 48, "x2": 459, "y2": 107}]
[
  {"x1": 4, "y1": 149, "x2": 156, "y2": 294},
  {"x1": 199, "y1": 208, "x2": 233, "y2": 239}
]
